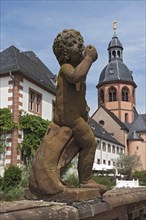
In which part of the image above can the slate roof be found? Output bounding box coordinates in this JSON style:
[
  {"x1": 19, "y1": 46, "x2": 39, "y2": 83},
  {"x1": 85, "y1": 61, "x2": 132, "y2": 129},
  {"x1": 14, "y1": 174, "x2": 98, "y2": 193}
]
[
  {"x1": 127, "y1": 131, "x2": 143, "y2": 141},
  {"x1": 128, "y1": 114, "x2": 146, "y2": 132},
  {"x1": 98, "y1": 60, "x2": 136, "y2": 86},
  {"x1": 141, "y1": 114, "x2": 146, "y2": 123},
  {"x1": 0, "y1": 46, "x2": 56, "y2": 94},
  {"x1": 89, "y1": 118, "x2": 124, "y2": 147},
  {"x1": 125, "y1": 113, "x2": 146, "y2": 140}
]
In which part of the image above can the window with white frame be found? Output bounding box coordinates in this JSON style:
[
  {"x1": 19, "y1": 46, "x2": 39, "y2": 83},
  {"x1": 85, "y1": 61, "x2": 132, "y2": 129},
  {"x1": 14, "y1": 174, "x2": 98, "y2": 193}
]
[
  {"x1": 102, "y1": 142, "x2": 106, "y2": 151},
  {"x1": 97, "y1": 159, "x2": 100, "y2": 164},
  {"x1": 97, "y1": 140, "x2": 101, "y2": 150},
  {"x1": 112, "y1": 145, "x2": 115, "y2": 154},
  {"x1": 29, "y1": 88, "x2": 42, "y2": 115},
  {"x1": 108, "y1": 144, "x2": 111, "y2": 153}
]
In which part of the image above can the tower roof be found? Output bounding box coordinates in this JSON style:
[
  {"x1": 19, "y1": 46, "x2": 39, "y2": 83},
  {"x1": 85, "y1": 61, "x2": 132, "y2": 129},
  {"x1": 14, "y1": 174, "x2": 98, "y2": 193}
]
[
  {"x1": 97, "y1": 22, "x2": 136, "y2": 88},
  {"x1": 108, "y1": 32, "x2": 123, "y2": 50},
  {"x1": 98, "y1": 60, "x2": 136, "y2": 87}
]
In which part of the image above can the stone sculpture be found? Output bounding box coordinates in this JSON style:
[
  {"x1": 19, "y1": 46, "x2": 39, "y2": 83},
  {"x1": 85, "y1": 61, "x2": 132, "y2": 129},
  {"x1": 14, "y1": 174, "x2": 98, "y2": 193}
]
[{"x1": 28, "y1": 29, "x2": 107, "y2": 200}]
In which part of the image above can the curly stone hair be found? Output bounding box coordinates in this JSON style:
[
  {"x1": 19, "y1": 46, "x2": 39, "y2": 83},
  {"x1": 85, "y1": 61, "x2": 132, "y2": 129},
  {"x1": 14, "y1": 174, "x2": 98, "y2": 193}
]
[{"x1": 53, "y1": 29, "x2": 85, "y2": 66}]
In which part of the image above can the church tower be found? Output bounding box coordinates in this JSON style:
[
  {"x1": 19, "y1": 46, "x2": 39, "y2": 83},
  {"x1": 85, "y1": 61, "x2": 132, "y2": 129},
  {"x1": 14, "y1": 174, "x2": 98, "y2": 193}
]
[{"x1": 97, "y1": 21, "x2": 137, "y2": 123}]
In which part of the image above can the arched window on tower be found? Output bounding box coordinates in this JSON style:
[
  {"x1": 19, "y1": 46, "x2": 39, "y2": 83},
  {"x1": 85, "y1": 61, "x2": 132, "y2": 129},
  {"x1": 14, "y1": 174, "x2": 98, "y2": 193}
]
[
  {"x1": 133, "y1": 89, "x2": 135, "y2": 104},
  {"x1": 122, "y1": 87, "x2": 129, "y2": 101},
  {"x1": 100, "y1": 89, "x2": 104, "y2": 103},
  {"x1": 109, "y1": 87, "x2": 117, "y2": 102},
  {"x1": 125, "y1": 113, "x2": 128, "y2": 122},
  {"x1": 117, "y1": 50, "x2": 120, "y2": 58},
  {"x1": 112, "y1": 51, "x2": 116, "y2": 58},
  {"x1": 109, "y1": 52, "x2": 111, "y2": 61},
  {"x1": 133, "y1": 89, "x2": 135, "y2": 96}
]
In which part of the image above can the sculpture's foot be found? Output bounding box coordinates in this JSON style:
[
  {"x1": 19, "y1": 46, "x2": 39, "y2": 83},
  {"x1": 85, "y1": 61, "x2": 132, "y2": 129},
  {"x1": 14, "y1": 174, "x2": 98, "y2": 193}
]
[
  {"x1": 80, "y1": 179, "x2": 107, "y2": 196},
  {"x1": 29, "y1": 180, "x2": 66, "y2": 198},
  {"x1": 25, "y1": 182, "x2": 67, "y2": 200}
]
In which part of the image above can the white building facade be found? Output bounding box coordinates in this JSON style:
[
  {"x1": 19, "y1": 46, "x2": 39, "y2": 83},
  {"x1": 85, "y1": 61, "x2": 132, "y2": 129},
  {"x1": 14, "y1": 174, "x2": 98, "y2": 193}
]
[
  {"x1": 93, "y1": 137, "x2": 124, "y2": 170},
  {"x1": 90, "y1": 118, "x2": 125, "y2": 171},
  {"x1": 0, "y1": 46, "x2": 56, "y2": 174}
]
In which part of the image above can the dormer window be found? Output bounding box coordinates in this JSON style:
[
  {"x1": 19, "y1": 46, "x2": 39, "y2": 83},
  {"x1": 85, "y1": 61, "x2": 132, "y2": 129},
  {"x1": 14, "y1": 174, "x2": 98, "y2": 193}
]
[{"x1": 109, "y1": 68, "x2": 114, "y2": 74}]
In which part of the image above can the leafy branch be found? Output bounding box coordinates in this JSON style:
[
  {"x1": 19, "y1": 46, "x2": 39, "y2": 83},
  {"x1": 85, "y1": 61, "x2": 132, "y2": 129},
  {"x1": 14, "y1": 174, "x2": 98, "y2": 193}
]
[
  {"x1": 0, "y1": 108, "x2": 14, "y2": 131},
  {"x1": 19, "y1": 111, "x2": 51, "y2": 164}
]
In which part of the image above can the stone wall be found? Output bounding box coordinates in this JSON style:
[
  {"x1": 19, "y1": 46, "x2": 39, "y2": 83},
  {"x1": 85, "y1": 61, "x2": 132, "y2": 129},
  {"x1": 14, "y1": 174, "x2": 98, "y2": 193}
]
[{"x1": 0, "y1": 187, "x2": 146, "y2": 220}]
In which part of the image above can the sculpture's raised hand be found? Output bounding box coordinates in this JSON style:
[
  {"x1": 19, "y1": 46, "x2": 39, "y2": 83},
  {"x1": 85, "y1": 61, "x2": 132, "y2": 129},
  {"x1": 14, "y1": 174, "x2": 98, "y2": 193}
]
[{"x1": 84, "y1": 45, "x2": 98, "y2": 63}]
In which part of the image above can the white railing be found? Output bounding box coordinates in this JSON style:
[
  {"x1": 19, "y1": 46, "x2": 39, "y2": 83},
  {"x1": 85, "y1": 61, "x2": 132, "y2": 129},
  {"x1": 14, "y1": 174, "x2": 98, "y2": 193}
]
[{"x1": 116, "y1": 179, "x2": 139, "y2": 188}]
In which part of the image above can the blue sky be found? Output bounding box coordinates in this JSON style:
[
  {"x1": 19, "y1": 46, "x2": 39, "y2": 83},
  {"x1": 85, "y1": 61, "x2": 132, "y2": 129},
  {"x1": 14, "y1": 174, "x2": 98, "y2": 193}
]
[{"x1": 1, "y1": 0, "x2": 145, "y2": 115}]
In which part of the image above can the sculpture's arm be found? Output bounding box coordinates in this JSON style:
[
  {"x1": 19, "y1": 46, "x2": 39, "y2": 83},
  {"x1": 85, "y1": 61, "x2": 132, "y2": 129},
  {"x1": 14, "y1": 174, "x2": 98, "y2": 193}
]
[
  {"x1": 82, "y1": 105, "x2": 90, "y2": 123},
  {"x1": 61, "y1": 45, "x2": 98, "y2": 83}
]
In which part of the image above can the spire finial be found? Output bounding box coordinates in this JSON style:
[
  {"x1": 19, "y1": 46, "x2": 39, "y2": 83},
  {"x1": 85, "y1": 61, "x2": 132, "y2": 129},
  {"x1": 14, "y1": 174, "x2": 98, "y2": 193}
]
[{"x1": 113, "y1": 20, "x2": 117, "y2": 32}]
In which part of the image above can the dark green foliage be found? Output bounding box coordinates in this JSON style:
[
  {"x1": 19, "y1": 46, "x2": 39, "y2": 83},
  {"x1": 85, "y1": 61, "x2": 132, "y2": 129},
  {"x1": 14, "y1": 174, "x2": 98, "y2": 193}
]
[
  {"x1": 0, "y1": 165, "x2": 31, "y2": 201},
  {"x1": 19, "y1": 111, "x2": 50, "y2": 164},
  {"x1": 92, "y1": 175, "x2": 116, "y2": 190},
  {"x1": 0, "y1": 176, "x2": 3, "y2": 189},
  {"x1": 0, "y1": 108, "x2": 14, "y2": 131},
  {"x1": 0, "y1": 144, "x2": 4, "y2": 155},
  {"x1": 0, "y1": 186, "x2": 24, "y2": 201},
  {"x1": 20, "y1": 165, "x2": 31, "y2": 188},
  {"x1": 2, "y1": 165, "x2": 22, "y2": 190},
  {"x1": 0, "y1": 108, "x2": 14, "y2": 155},
  {"x1": 133, "y1": 170, "x2": 146, "y2": 186}
]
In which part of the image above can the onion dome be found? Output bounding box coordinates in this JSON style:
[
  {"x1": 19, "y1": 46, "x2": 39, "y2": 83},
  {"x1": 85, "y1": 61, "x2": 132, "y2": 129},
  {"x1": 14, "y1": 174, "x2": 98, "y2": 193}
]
[
  {"x1": 98, "y1": 21, "x2": 136, "y2": 88},
  {"x1": 108, "y1": 32, "x2": 123, "y2": 51}
]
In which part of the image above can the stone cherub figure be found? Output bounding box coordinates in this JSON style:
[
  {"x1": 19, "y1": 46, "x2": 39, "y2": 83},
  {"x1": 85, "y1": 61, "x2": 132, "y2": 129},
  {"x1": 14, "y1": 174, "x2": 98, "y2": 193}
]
[{"x1": 29, "y1": 29, "x2": 107, "y2": 198}]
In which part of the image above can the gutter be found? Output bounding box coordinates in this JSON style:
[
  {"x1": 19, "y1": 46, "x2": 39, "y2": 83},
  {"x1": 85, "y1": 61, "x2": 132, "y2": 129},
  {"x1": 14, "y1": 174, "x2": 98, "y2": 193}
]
[{"x1": 9, "y1": 71, "x2": 15, "y2": 164}]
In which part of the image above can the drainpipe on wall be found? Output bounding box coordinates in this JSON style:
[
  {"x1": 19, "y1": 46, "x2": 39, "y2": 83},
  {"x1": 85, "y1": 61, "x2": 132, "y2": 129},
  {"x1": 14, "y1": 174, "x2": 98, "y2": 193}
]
[
  {"x1": 9, "y1": 71, "x2": 14, "y2": 115},
  {"x1": 9, "y1": 71, "x2": 16, "y2": 165}
]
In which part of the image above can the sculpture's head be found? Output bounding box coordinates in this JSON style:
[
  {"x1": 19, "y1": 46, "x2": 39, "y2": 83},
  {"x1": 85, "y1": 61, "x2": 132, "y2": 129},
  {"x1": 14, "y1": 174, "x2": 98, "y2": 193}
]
[{"x1": 53, "y1": 29, "x2": 85, "y2": 67}]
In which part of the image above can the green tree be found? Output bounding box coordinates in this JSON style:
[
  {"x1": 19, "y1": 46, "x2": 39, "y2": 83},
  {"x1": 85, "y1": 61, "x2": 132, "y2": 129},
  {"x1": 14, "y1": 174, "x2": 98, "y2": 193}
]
[
  {"x1": 2, "y1": 164, "x2": 22, "y2": 190},
  {"x1": 0, "y1": 108, "x2": 14, "y2": 131},
  {"x1": 133, "y1": 170, "x2": 146, "y2": 186},
  {"x1": 19, "y1": 111, "x2": 50, "y2": 164},
  {"x1": 0, "y1": 108, "x2": 14, "y2": 155},
  {"x1": 115, "y1": 153, "x2": 142, "y2": 180}
]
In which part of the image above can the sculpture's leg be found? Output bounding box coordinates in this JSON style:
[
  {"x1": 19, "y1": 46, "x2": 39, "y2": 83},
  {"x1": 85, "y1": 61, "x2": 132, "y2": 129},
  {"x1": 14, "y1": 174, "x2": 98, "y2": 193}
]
[
  {"x1": 71, "y1": 118, "x2": 96, "y2": 183},
  {"x1": 29, "y1": 123, "x2": 72, "y2": 196},
  {"x1": 72, "y1": 118, "x2": 107, "y2": 195},
  {"x1": 58, "y1": 138, "x2": 79, "y2": 170}
]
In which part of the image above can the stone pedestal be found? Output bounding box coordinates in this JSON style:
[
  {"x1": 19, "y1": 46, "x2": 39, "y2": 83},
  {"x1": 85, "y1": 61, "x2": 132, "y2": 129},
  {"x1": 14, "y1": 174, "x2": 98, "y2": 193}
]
[{"x1": 24, "y1": 187, "x2": 100, "y2": 202}]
